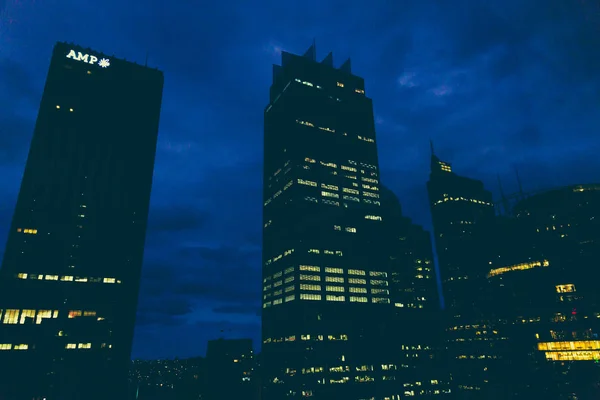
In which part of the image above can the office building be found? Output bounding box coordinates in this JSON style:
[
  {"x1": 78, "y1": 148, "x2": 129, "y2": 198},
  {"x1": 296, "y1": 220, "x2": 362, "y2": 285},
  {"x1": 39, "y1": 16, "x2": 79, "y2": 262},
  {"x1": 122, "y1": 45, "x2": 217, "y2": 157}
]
[
  {"x1": 261, "y1": 44, "x2": 397, "y2": 400},
  {"x1": 426, "y1": 145, "x2": 502, "y2": 398},
  {"x1": 205, "y1": 339, "x2": 257, "y2": 400},
  {"x1": 0, "y1": 42, "x2": 164, "y2": 400}
]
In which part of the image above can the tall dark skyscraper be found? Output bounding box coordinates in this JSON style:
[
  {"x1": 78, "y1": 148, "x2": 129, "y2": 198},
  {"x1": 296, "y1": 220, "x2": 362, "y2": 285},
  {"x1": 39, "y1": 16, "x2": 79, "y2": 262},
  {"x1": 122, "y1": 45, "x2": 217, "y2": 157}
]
[
  {"x1": 426, "y1": 146, "x2": 499, "y2": 398},
  {"x1": 261, "y1": 44, "x2": 398, "y2": 400},
  {"x1": 0, "y1": 42, "x2": 163, "y2": 400}
]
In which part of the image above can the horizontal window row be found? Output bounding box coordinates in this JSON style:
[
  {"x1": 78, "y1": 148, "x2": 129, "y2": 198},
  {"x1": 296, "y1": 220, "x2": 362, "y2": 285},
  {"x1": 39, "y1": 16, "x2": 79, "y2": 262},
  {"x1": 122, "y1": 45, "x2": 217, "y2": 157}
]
[{"x1": 16, "y1": 273, "x2": 119, "y2": 284}]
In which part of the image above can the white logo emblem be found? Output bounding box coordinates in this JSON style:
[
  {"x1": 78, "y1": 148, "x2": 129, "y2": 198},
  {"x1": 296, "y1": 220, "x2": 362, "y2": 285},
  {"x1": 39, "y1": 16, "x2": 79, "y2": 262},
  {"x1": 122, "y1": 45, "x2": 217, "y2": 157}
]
[{"x1": 66, "y1": 49, "x2": 110, "y2": 68}]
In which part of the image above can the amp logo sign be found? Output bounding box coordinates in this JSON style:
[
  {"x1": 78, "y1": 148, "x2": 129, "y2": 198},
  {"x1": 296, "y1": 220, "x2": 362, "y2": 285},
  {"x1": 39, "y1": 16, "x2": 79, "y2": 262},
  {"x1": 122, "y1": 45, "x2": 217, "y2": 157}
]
[{"x1": 66, "y1": 50, "x2": 111, "y2": 68}]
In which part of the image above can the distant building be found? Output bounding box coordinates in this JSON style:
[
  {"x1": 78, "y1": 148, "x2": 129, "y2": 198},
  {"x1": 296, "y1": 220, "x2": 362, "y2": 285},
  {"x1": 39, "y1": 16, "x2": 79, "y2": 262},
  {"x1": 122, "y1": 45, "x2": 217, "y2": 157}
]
[
  {"x1": 380, "y1": 186, "x2": 453, "y2": 398},
  {"x1": 128, "y1": 357, "x2": 206, "y2": 400},
  {"x1": 485, "y1": 184, "x2": 600, "y2": 398},
  {"x1": 205, "y1": 339, "x2": 256, "y2": 400},
  {"x1": 0, "y1": 42, "x2": 163, "y2": 400},
  {"x1": 426, "y1": 145, "x2": 502, "y2": 398},
  {"x1": 261, "y1": 44, "x2": 399, "y2": 399}
]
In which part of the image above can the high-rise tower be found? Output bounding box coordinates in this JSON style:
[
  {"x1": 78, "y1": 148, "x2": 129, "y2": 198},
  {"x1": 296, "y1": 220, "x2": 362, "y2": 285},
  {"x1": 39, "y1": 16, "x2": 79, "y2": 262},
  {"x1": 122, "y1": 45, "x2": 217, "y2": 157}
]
[
  {"x1": 261, "y1": 44, "x2": 396, "y2": 400},
  {"x1": 0, "y1": 42, "x2": 163, "y2": 400}
]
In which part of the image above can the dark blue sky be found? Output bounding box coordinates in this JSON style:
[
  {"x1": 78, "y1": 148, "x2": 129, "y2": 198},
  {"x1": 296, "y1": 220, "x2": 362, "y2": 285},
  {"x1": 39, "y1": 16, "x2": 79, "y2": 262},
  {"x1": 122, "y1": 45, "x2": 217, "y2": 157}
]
[{"x1": 0, "y1": 0, "x2": 599, "y2": 359}]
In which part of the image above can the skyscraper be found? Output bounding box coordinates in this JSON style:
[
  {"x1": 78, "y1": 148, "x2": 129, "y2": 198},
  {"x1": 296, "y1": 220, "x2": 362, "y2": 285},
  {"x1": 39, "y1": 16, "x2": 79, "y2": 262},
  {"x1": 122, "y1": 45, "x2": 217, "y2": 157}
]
[
  {"x1": 261, "y1": 44, "x2": 396, "y2": 400},
  {"x1": 0, "y1": 42, "x2": 164, "y2": 400},
  {"x1": 426, "y1": 145, "x2": 498, "y2": 398}
]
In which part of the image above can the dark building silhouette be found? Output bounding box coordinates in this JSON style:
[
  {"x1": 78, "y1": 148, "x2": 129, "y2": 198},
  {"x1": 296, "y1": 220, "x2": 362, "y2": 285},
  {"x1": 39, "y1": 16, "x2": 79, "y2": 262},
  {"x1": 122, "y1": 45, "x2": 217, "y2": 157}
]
[
  {"x1": 426, "y1": 146, "x2": 502, "y2": 398},
  {"x1": 0, "y1": 42, "x2": 163, "y2": 400},
  {"x1": 484, "y1": 183, "x2": 600, "y2": 399},
  {"x1": 205, "y1": 339, "x2": 257, "y2": 400},
  {"x1": 261, "y1": 44, "x2": 400, "y2": 399},
  {"x1": 380, "y1": 186, "x2": 453, "y2": 398}
]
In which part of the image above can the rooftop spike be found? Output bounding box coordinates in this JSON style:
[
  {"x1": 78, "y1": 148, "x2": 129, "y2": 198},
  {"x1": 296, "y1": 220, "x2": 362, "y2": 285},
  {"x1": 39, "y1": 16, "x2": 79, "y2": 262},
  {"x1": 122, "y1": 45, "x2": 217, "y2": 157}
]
[
  {"x1": 321, "y1": 51, "x2": 333, "y2": 67},
  {"x1": 303, "y1": 40, "x2": 316, "y2": 61},
  {"x1": 340, "y1": 58, "x2": 351, "y2": 74},
  {"x1": 515, "y1": 168, "x2": 524, "y2": 198}
]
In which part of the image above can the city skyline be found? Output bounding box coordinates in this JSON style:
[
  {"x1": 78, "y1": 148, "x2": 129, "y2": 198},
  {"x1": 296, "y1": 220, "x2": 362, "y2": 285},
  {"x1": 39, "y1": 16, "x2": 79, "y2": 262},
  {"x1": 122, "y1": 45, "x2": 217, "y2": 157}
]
[{"x1": 1, "y1": 0, "x2": 600, "y2": 360}]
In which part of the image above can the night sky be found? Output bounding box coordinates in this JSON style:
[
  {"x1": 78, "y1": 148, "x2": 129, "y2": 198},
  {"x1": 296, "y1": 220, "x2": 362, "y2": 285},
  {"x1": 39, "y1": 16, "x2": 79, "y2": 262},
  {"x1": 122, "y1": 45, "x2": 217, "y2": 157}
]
[{"x1": 1, "y1": 0, "x2": 599, "y2": 360}]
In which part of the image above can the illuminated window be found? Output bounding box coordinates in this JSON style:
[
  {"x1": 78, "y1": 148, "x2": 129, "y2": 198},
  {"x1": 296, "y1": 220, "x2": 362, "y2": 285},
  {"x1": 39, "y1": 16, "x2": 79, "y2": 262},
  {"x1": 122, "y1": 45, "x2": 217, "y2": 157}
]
[
  {"x1": 284, "y1": 276, "x2": 294, "y2": 283},
  {"x1": 13, "y1": 344, "x2": 28, "y2": 350},
  {"x1": 103, "y1": 277, "x2": 116, "y2": 284},
  {"x1": 341, "y1": 165, "x2": 357, "y2": 172},
  {"x1": 349, "y1": 287, "x2": 367, "y2": 293},
  {"x1": 17, "y1": 273, "x2": 27, "y2": 279},
  {"x1": 273, "y1": 271, "x2": 283, "y2": 278},
  {"x1": 349, "y1": 278, "x2": 366, "y2": 285},
  {"x1": 357, "y1": 135, "x2": 375, "y2": 143},
  {"x1": 362, "y1": 191, "x2": 379, "y2": 198},
  {"x1": 350, "y1": 296, "x2": 368, "y2": 303},
  {"x1": 284, "y1": 285, "x2": 294, "y2": 292},
  {"x1": 3, "y1": 310, "x2": 19, "y2": 324},
  {"x1": 296, "y1": 120, "x2": 315, "y2": 127},
  {"x1": 300, "y1": 265, "x2": 320, "y2": 272},
  {"x1": 348, "y1": 269, "x2": 366, "y2": 276},
  {"x1": 334, "y1": 225, "x2": 341, "y2": 231},
  {"x1": 556, "y1": 284, "x2": 576, "y2": 293},
  {"x1": 300, "y1": 284, "x2": 321, "y2": 291},
  {"x1": 36, "y1": 310, "x2": 56, "y2": 324},
  {"x1": 372, "y1": 298, "x2": 390, "y2": 304},
  {"x1": 45, "y1": 275, "x2": 59, "y2": 281},
  {"x1": 337, "y1": 82, "x2": 344, "y2": 87},
  {"x1": 365, "y1": 215, "x2": 382, "y2": 221},
  {"x1": 285, "y1": 295, "x2": 295, "y2": 302},
  {"x1": 325, "y1": 276, "x2": 344, "y2": 283},
  {"x1": 488, "y1": 260, "x2": 550, "y2": 278},
  {"x1": 544, "y1": 351, "x2": 600, "y2": 361},
  {"x1": 355, "y1": 89, "x2": 365, "y2": 94},
  {"x1": 78, "y1": 343, "x2": 92, "y2": 349},
  {"x1": 369, "y1": 271, "x2": 387, "y2": 277},
  {"x1": 326, "y1": 295, "x2": 345, "y2": 302},
  {"x1": 326, "y1": 286, "x2": 345, "y2": 292},
  {"x1": 371, "y1": 288, "x2": 389, "y2": 295},
  {"x1": 68, "y1": 310, "x2": 82, "y2": 319},
  {"x1": 343, "y1": 195, "x2": 360, "y2": 202},
  {"x1": 300, "y1": 274, "x2": 321, "y2": 281},
  {"x1": 273, "y1": 299, "x2": 283, "y2": 305},
  {"x1": 65, "y1": 343, "x2": 76, "y2": 349},
  {"x1": 0, "y1": 344, "x2": 12, "y2": 350},
  {"x1": 284, "y1": 267, "x2": 294, "y2": 274},
  {"x1": 305, "y1": 157, "x2": 316, "y2": 163},
  {"x1": 345, "y1": 227, "x2": 356, "y2": 233},
  {"x1": 343, "y1": 188, "x2": 359, "y2": 195},
  {"x1": 370, "y1": 280, "x2": 388, "y2": 286},
  {"x1": 298, "y1": 179, "x2": 317, "y2": 187},
  {"x1": 321, "y1": 183, "x2": 338, "y2": 191},
  {"x1": 538, "y1": 341, "x2": 600, "y2": 351},
  {"x1": 308, "y1": 249, "x2": 320, "y2": 254},
  {"x1": 19, "y1": 310, "x2": 35, "y2": 324},
  {"x1": 60, "y1": 276, "x2": 74, "y2": 281},
  {"x1": 324, "y1": 267, "x2": 343, "y2": 274},
  {"x1": 300, "y1": 294, "x2": 321, "y2": 301},
  {"x1": 321, "y1": 191, "x2": 339, "y2": 199}
]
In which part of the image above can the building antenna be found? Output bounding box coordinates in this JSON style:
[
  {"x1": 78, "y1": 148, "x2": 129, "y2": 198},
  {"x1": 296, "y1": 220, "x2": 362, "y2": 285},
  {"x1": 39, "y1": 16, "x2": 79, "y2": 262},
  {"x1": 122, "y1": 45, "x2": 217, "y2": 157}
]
[
  {"x1": 515, "y1": 167, "x2": 524, "y2": 199},
  {"x1": 497, "y1": 174, "x2": 510, "y2": 216},
  {"x1": 144, "y1": 51, "x2": 149, "y2": 67}
]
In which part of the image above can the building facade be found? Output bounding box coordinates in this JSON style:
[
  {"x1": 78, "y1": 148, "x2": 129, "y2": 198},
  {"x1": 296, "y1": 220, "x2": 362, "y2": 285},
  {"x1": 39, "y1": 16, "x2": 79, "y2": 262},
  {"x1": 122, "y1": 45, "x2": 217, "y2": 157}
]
[
  {"x1": 261, "y1": 45, "x2": 397, "y2": 400},
  {"x1": 205, "y1": 339, "x2": 257, "y2": 400},
  {"x1": 426, "y1": 146, "x2": 501, "y2": 398},
  {"x1": 0, "y1": 42, "x2": 163, "y2": 400}
]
